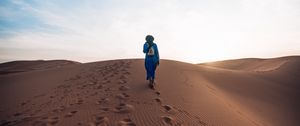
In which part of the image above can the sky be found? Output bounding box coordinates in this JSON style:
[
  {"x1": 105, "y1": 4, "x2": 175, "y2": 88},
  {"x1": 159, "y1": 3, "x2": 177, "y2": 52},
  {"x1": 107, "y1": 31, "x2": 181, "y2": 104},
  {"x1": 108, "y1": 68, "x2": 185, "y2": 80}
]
[{"x1": 0, "y1": 0, "x2": 300, "y2": 63}]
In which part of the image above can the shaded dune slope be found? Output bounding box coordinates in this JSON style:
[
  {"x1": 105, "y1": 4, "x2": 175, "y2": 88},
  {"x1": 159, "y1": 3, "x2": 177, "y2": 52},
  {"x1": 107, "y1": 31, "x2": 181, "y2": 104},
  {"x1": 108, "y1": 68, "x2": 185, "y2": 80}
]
[
  {"x1": 198, "y1": 56, "x2": 300, "y2": 126},
  {"x1": 0, "y1": 57, "x2": 299, "y2": 126}
]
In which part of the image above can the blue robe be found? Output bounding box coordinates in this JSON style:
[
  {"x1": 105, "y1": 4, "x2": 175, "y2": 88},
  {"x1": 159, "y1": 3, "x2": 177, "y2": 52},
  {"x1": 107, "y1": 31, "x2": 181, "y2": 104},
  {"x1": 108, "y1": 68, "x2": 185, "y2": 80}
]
[{"x1": 143, "y1": 42, "x2": 159, "y2": 80}]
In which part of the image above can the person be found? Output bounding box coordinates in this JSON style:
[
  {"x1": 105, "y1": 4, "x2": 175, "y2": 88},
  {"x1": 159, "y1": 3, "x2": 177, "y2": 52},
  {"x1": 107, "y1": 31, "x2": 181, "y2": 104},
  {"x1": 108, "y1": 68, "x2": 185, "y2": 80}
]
[{"x1": 143, "y1": 35, "x2": 160, "y2": 89}]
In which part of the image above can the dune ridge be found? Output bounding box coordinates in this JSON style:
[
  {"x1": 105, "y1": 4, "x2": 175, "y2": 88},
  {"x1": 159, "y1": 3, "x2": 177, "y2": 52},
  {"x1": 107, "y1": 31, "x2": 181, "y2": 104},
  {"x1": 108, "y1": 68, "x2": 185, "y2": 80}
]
[{"x1": 0, "y1": 56, "x2": 299, "y2": 126}]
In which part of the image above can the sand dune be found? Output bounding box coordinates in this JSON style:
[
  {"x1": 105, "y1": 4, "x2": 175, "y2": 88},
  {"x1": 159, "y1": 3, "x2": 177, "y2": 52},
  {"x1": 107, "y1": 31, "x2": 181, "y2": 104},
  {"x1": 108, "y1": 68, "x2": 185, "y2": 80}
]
[
  {"x1": 200, "y1": 56, "x2": 300, "y2": 72},
  {"x1": 0, "y1": 60, "x2": 80, "y2": 75},
  {"x1": 0, "y1": 57, "x2": 299, "y2": 126}
]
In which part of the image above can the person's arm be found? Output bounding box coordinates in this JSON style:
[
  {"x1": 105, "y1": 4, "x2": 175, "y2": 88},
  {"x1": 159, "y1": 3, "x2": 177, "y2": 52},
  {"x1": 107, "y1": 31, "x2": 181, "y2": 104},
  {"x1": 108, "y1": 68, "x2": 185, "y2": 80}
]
[
  {"x1": 143, "y1": 43, "x2": 148, "y2": 54},
  {"x1": 155, "y1": 44, "x2": 160, "y2": 65}
]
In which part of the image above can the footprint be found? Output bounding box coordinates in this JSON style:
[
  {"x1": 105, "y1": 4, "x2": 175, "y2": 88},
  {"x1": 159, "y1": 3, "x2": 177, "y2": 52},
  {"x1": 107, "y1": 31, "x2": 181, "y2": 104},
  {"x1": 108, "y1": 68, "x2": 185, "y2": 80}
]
[
  {"x1": 114, "y1": 103, "x2": 134, "y2": 113},
  {"x1": 76, "y1": 99, "x2": 84, "y2": 105},
  {"x1": 155, "y1": 91, "x2": 161, "y2": 96},
  {"x1": 88, "y1": 81, "x2": 96, "y2": 85},
  {"x1": 100, "y1": 107, "x2": 110, "y2": 112},
  {"x1": 90, "y1": 92, "x2": 98, "y2": 96},
  {"x1": 198, "y1": 119, "x2": 207, "y2": 125},
  {"x1": 161, "y1": 116, "x2": 175, "y2": 125},
  {"x1": 19, "y1": 115, "x2": 34, "y2": 122},
  {"x1": 114, "y1": 71, "x2": 119, "y2": 75},
  {"x1": 194, "y1": 116, "x2": 208, "y2": 125},
  {"x1": 13, "y1": 112, "x2": 22, "y2": 117},
  {"x1": 81, "y1": 85, "x2": 87, "y2": 88},
  {"x1": 47, "y1": 116, "x2": 59, "y2": 125},
  {"x1": 102, "y1": 80, "x2": 111, "y2": 84},
  {"x1": 123, "y1": 93, "x2": 130, "y2": 97},
  {"x1": 116, "y1": 93, "x2": 130, "y2": 100},
  {"x1": 162, "y1": 105, "x2": 177, "y2": 114},
  {"x1": 60, "y1": 96, "x2": 65, "y2": 100},
  {"x1": 89, "y1": 116, "x2": 109, "y2": 126},
  {"x1": 109, "y1": 74, "x2": 114, "y2": 78},
  {"x1": 103, "y1": 77, "x2": 108, "y2": 81},
  {"x1": 155, "y1": 98, "x2": 162, "y2": 103},
  {"x1": 163, "y1": 105, "x2": 172, "y2": 111},
  {"x1": 52, "y1": 106, "x2": 65, "y2": 113},
  {"x1": 119, "y1": 75, "x2": 128, "y2": 79},
  {"x1": 34, "y1": 94, "x2": 46, "y2": 98},
  {"x1": 206, "y1": 85, "x2": 216, "y2": 92},
  {"x1": 120, "y1": 69, "x2": 127, "y2": 72},
  {"x1": 59, "y1": 105, "x2": 66, "y2": 110},
  {"x1": 96, "y1": 98, "x2": 110, "y2": 104},
  {"x1": 34, "y1": 109, "x2": 42, "y2": 114},
  {"x1": 118, "y1": 80, "x2": 127, "y2": 84},
  {"x1": 32, "y1": 120, "x2": 47, "y2": 126},
  {"x1": 65, "y1": 111, "x2": 77, "y2": 117},
  {"x1": 96, "y1": 84, "x2": 104, "y2": 89},
  {"x1": 123, "y1": 71, "x2": 130, "y2": 75},
  {"x1": 104, "y1": 88, "x2": 111, "y2": 92},
  {"x1": 119, "y1": 86, "x2": 130, "y2": 91},
  {"x1": 118, "y1": 118, "x2": 136, "y2": 126},
  {"x1": 20, "y1": 102, "x2": 27, "y2": 106},
  {"x1": 0, "y1": 120, "x2": 11, "y2": 126},
  {"x1": 19, "y1": 99, "x2": 31, "y2": 107}
]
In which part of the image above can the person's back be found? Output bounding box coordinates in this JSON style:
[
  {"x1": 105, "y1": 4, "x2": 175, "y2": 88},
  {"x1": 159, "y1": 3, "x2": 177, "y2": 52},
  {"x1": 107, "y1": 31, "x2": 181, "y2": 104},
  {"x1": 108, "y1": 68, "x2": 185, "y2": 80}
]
[{"x1": 143, "y1": 35, "x2": 159, "y2": 89}]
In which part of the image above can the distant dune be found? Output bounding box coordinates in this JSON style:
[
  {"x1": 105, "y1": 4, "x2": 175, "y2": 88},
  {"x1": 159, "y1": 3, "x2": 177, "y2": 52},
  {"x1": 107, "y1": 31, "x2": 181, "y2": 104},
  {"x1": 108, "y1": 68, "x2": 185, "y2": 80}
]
[
  {"x1": 200, "y1": 56, "x2": 300, "y2": 72},
  {"x1": 0, "y1": 60, "x2": 80, "y2": 75},
  {"x1": 0, "y1": 56, "x2": 299, "y2": 126}
]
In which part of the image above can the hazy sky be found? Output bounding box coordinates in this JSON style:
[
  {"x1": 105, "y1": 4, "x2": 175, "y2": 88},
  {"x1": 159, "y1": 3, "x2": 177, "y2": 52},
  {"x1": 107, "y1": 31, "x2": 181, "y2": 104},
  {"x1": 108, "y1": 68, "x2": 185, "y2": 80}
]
[{"x1": 0, "y1": 0, "x2": 300, "y2": 63}]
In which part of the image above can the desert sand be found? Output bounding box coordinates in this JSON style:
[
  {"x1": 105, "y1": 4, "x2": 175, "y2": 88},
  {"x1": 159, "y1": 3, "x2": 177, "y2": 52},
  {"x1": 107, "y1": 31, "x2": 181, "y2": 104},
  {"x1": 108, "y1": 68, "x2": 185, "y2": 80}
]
[{"x1": 0, "y1": 56, "x2": 299, "y2": 126}]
